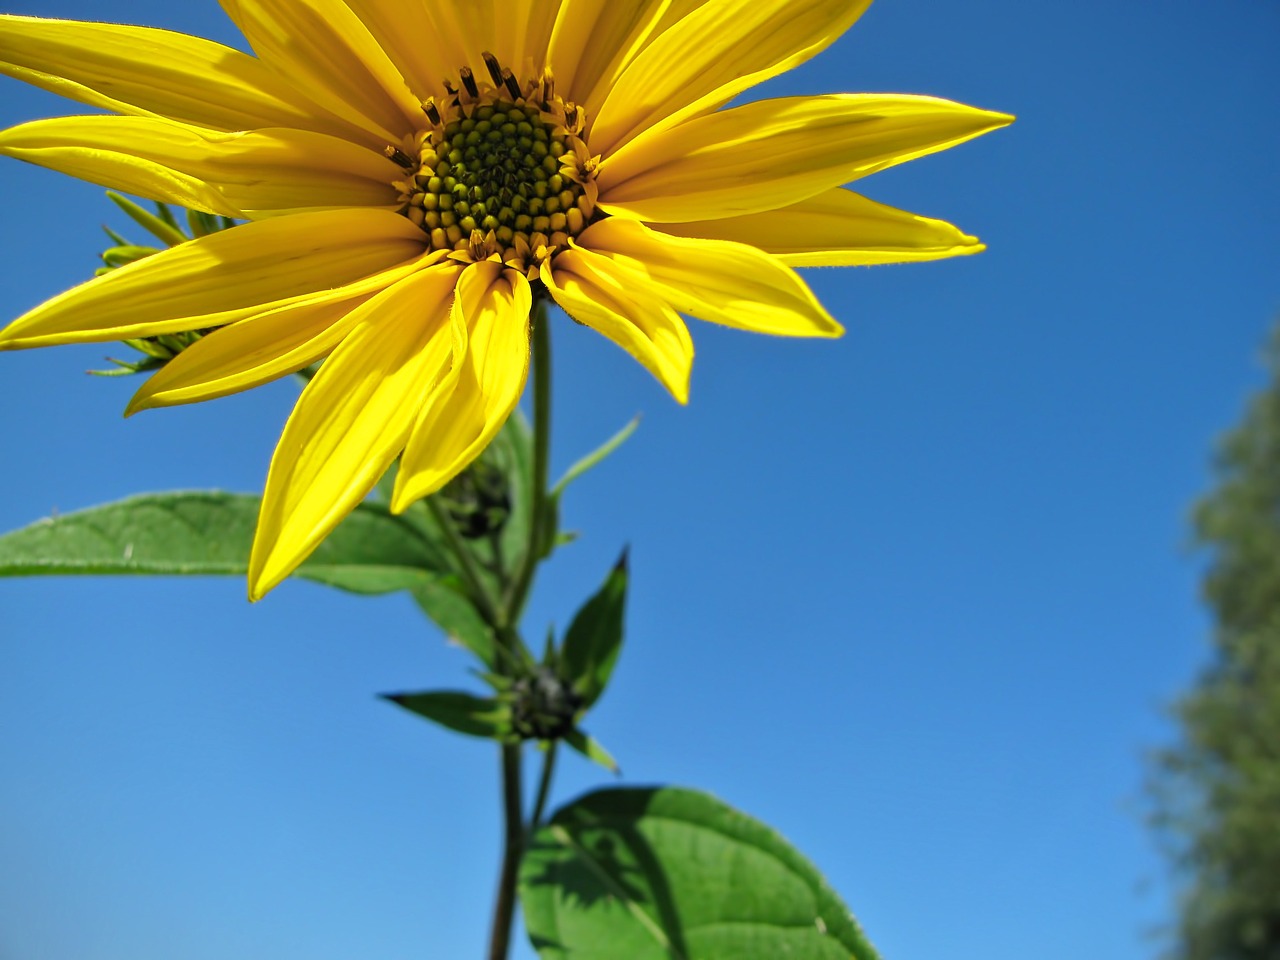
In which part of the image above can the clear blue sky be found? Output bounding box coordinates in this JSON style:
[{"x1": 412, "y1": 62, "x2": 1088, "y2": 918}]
[{"x1": 1, "y1": 2, "x2": 1276, "y2": 958}]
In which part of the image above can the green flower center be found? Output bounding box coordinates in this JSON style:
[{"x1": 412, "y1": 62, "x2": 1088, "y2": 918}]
[{"x1": 395, "y1": 60, "x2": 596, "y2": 271}]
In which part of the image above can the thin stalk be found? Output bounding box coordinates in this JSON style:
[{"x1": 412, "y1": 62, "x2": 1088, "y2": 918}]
[
  {"x1": 426, "y1": 495, "x2": 501, "y2": 624},
  {"x1": 529, "y1": 741, "x2": 559, "y2": 835}
]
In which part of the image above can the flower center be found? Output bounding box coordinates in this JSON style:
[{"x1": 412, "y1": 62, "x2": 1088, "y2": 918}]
[{"x1": 392, "y1": 56, "x2": 598, "y2": 275}]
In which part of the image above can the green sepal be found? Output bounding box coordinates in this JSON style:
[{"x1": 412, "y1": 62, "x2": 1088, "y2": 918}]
[
  {"x1": 100, "y1": 244, "x2": 163, "y2": 268},
  {"x1": 563, "y1": 729, "x2": 619, "y2": 774},
  {"x1": 87, "y1": 355, "x2": 168, "y2": 377},
  {"x1": 154, "y1": 200, "x2": 182, "y2": 230},
  {"x1": 559, "y1": 550, "x2": 628, "y2": 708},
  {"x1": 382, "y1": 690, "x2": 510, "y2": 741},
  {"x1": 477, "y1": 671, "x2": 515, "y2": 692},
  {"x1": 0, "y1": 491, "x2": 447, "y2": 596},
  {"x1": 186, "y1": 208, "x2": 229, "y2": 238},
  {"x1": 520, "y1": 787, "x2": 881, "y2": 960},
  {"x1": 105, "y1": 191, "x2": 187, "y2": 247}
]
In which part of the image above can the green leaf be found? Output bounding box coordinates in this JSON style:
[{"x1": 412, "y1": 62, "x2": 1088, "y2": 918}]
[
  {"x1": 551, "y1": 415, "x2": 640, "y2": 498},
  {"x1": 560, "y1": 551, "x2": 628, "y2": 707},
  {"x1": 382, "y1": 690, "x2": 509, "y2": 740},
  {"x1": 521, "y1": 787, "x2": 880, "y2": 960},
  {"x1": 0, "y1": 491, "x2": 447, "y2": 595},
  {"x1": 410, "y1": 575, "x2": 498, "y2": 669},
  {"x1": 563, "y1": 729, "x2": 619, "y2": 774}
]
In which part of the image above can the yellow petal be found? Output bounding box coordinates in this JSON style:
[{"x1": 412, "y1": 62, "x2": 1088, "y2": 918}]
[
  {"x1": 0, "y1": 209, "x2": 427, "y2": 349},
  {"x1": 0, "y1": 115, "x2": 402, "y2": 217},
  {"x1": 653, "y1": 187, "x2": 987, "y2": 266},
  {"x1": 0, "y1": 14, "x2": 365, "y2": 142},
  {"x1": 0, "y1": 117, "x2": 242, "y2": 218},
  {"x1": 542, "y1": 249, "x2": 692, "y2": 403},
  {"x1": 576, "y1": 218, "x2": 841, "y2": 338},
  {"x1": 249, "y1": 265, "x2": 462, "y2": 600},
  {"x1": 343, "y1": 0, "x2": 452, "y2": 101},
  {"x1": 373, "y1": 0, "x2": 560, "y2": 100},
  {"x1": 218, "y1": 0, "x2": 423, "y2": 144},
  {"x1": 484, "y1": 1, "x2": 562, "y2": 82},
  {"x1": 600, "y1": 94, "x2": 1015, "y2": 223},
  {"x1": 392, "y1": 261, "x2": 533, "y2": 510},
  {"x1": 126, "y1": 253, "x2": 444, "y2": 413},
  {"x1": 590, "y1": 0, "x2": 872, "y2": 156},
  {"x1": 550, "y1": 0, "x2": 701, "y2": 118}
]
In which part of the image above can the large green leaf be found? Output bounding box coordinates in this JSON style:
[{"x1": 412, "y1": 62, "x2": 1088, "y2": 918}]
[
  {"x1": 521, "y1": 787, "x2": 880, "y2": 960},
  {"x1": 0, "y1": 491, "x2": 446, "y2": 595}
]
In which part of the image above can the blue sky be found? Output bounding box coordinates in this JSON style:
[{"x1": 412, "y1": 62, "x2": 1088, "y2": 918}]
[{"x1": 1, "y1": 2, "x2": 1277, "y2": 959}]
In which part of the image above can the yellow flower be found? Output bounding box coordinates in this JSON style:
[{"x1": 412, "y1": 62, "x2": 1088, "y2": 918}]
[{"x1": 0, "y1": 1, "x2": 1010, "y2": 599}]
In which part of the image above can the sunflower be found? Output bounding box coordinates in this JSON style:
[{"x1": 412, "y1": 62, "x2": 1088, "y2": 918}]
[{"x1": 0, "y1": 1, "x2": 1010, "y2": 599}]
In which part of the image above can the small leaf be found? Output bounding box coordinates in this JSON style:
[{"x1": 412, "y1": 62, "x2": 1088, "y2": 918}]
[
  {"x1": 410, "y1": 575, "x2": 498, "y2": 669},
  {"x1": 0, "y1": 492, "x2": 448, "y2": 595},
  {"x1": 382, "y1": 690, "x2": 509, "y2": 740},
  {"x1": 563, "y1": 729, "x2": 619, "y2": 774},
  {"x1": 560, "y1": 551, "x2": 628, "y2": 707},
  {"x1": 551, "y1": 415, "x2": 640, "y2": 498},
  {"x1": 521, "y1": 787, "x2": 880, "y2": 960}
]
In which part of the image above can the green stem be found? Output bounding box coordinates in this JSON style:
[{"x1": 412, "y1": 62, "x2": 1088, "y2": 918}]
[
  {"x1": 529, "y1": 741, "x2": 559, "y2": 835},
  {"x1": 487, "y1": 742, "x2": 524, "y2": 960},
  {"x1": 501, "y1": 299, "x2": 552, "y2": 627},
  {"x1": 486, "y1": 297, "x2": 555, "y2": 960}
]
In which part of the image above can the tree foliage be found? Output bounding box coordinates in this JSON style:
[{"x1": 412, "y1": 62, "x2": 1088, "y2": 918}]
[{"x1": 1154, "y1": 327, "x2": 1280, "y2": 960}]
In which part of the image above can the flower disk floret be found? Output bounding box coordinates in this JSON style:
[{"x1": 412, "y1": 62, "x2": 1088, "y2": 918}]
[{"x1": 395, "y1": 58, "x2": 596, "y2": 274}]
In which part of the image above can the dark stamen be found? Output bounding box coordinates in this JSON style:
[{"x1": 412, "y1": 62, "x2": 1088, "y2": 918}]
[
  {"x1": 422, "y1": 100, "x2": 442, "y2": 125},
  {"x1": 460, "y1": 66, "x2": 479, "y2": 99},
  {"x1": 384, "y1": 145, "x2": 415, "y2": 169},
  {"x1": 482, "y1": 51, "x2": 505, "y2": 88},
  {"x1": 501, "y1": 68, "x2": 522, "y2": 100}
]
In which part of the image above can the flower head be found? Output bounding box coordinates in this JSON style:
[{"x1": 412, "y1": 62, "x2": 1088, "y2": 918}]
[{"x1": 0, "y1": 1, "x2": 1011, "y2": 598}]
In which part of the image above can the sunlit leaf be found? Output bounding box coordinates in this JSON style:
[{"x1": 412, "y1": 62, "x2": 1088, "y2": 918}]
[
  {"x1": 521, "y1": 787, "x2": 880, "y2": 960},
  {"x1": 0, "y1": 491, "x2": 445, "y2": 595}
]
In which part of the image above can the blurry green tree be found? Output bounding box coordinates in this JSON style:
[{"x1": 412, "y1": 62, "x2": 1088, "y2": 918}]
[{"x1": 1153, "y1": 325, "x2": 1280, "y2": 960}]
